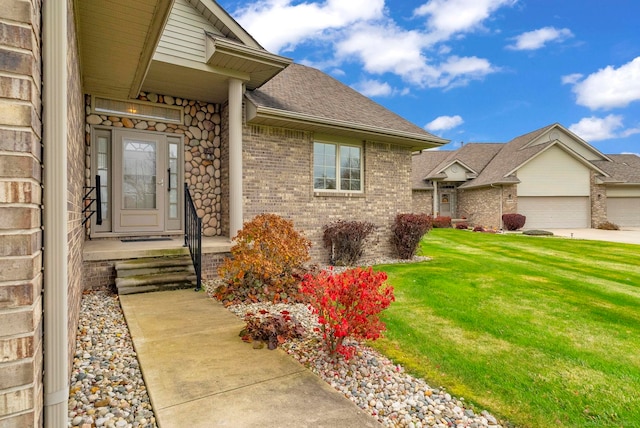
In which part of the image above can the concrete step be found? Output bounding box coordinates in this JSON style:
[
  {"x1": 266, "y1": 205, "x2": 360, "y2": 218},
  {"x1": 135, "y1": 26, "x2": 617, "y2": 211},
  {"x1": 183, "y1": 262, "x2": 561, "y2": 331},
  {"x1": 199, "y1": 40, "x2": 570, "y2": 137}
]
[
  {"x1": 115, "y1": 255, "x2": 192, "y2": 272},
  {"x1": 117, "y1": 282, "x2": 196, "y2": 295},
  {"x1": 114, "y1": 254, "x2": 198, "y2": 295},
  {"x1": 115, "y1": 263, "x2": 195, "y2": 278},
  {"x1": 115, "y1": 272, "x2": 197, "y2": 289}
]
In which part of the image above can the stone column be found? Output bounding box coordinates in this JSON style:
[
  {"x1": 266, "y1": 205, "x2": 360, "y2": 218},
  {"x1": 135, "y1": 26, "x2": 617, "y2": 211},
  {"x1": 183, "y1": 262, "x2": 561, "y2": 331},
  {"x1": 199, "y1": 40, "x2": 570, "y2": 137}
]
[{"x1": 228, "y1": 78, "x2": 243, "y2": 239}]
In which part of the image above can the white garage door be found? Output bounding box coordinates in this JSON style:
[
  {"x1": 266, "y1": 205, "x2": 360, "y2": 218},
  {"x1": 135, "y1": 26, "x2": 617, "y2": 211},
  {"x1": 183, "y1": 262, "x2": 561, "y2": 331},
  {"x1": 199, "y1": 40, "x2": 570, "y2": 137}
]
[
  {"x1": 518, "y1": 197, "x2": 590, "y2": 229},
  {"x1": 607, "y1": 198, "x2": 640, "y2": 227}
]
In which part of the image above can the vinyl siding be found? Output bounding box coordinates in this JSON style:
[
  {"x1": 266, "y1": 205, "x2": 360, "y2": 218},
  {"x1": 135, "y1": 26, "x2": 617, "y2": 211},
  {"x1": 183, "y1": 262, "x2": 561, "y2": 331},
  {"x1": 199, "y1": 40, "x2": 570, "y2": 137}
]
[
  {"x1": 517, "y1": 146, "x2": 590, "y2": 196},
  {"x1": 155, "y1": 0, "x2": 222, "y2": 63},
  {"x1": 442, "y1": 163, "x2": 469, "y2": 181},
  {"x1": 607, "y1": 186, "x2": 640, "y2": 197}
]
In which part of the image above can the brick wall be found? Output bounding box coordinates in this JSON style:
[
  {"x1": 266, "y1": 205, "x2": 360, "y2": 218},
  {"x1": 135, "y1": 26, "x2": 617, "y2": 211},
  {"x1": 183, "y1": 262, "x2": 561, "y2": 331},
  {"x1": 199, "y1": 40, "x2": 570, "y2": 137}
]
[
  {"x1": 412, "y1": 189, "x2": 433, "y2": 215},
  {"x1": 83, "y1": 261, "x2": 117, "y2": 291},
  {"x1": 0, "y1": 0, "x2": 44, "y2": 425},
  {"x1": 66, "y1": 0, "x2": 86, "y2": 374},
  {"x1": 457, "y1": 186, "x2": 503, "y2": 229},
  {"x1": 202, "y1": 253, "x2": 229, "y2": 280},
  {"x1": 241, "y1": 124, "x2": 414, "y2": 262}
]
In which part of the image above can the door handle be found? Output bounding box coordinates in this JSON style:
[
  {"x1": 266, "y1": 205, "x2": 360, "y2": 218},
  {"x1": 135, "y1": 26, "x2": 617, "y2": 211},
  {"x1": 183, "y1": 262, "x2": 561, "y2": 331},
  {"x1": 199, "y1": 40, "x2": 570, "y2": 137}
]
[{"x1": 167, "y1": 168, "x2": 171, "y2": 192}]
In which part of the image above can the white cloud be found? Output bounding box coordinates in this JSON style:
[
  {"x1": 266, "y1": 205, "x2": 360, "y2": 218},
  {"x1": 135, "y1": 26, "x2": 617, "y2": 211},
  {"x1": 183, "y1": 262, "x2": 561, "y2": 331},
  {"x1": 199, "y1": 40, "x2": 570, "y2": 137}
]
[
  {"x1": 230, "y1": 0, "x2": 514, "y2": 90},
  {"x1": 571, "y1": 57, "x2": 640, "y2": 110},
  {"x1": 336, "y1": 23, "x2": 497, "y2": 88},
  {"x1": 569, "y1": 114, "x2": 625, "y2": 141},
  {"x1": 425, "y1": 115, "x2": 464, "y2": 131},
  {"x1": 231, "y1": 0, "x2": 385, "y2": 52},
  {"x1": 414, "y1": 0, "x2": 517, "y2": 41},
  {"x1": 437, "y1": 56, "x2": 497, "y2": 87},
  {"x1": 352, "y1": 79, "x2": 393, "y2": 97},
  {"x1": 561, "y1": 73, "x2": 583, "y2": 85},
  {"x1": 506, "y1": 26, "x2": 573, "y2": 50}
]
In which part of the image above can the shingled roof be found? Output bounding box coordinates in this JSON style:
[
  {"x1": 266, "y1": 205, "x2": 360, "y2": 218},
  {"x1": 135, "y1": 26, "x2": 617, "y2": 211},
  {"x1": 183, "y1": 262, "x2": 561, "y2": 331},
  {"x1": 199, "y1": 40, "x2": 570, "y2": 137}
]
[
  {"x1": 412, "y1": 143, "x2": 503, "y2": 189},
  {"x1": 592, "y1": 154, "x2": 640, "y2": 184},
  {"x1": 413, "y1": 123, "x2": 640, "y2": 189},
  {"x1": 245, "y1": 63, "x2": 448, "y2": 150}
]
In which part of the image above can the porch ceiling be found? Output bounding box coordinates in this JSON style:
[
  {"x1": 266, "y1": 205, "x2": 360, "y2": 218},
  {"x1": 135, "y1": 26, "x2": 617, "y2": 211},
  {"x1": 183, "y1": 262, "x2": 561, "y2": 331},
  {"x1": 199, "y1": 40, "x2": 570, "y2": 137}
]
[{"x1": 75, "y1": 0, "x2": 173, "y2": 100}]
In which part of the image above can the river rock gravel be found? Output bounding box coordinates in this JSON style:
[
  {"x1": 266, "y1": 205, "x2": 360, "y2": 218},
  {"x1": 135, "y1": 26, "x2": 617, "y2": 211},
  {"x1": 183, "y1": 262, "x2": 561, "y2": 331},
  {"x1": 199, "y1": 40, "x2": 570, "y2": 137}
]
[
  {"x1": 68, "y1": 291, "x2": 157, "y2": 428},
  {"x1": 224, "y1": 301, "x2": 503, "y2": 428},
  {"x1": 70, "y1": 255, "x2": 504, "y2": 428}
]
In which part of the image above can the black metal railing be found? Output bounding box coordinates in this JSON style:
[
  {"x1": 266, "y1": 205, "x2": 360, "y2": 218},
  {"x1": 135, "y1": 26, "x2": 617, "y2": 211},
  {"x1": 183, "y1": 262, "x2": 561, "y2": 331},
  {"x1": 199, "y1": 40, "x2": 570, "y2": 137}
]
[
  {"x1": 184, "y1": 183, "x2": 202, "y2": 291},
  {"x1": 82, "y1": 174, "x2": 102, "y2": 227}
]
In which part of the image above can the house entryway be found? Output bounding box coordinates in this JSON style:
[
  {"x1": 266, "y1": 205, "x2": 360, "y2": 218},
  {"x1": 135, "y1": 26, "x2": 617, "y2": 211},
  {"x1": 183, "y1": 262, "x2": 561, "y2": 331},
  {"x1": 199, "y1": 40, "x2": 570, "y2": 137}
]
[{"x1": 91, "y1": 128, "x2": 183, "y2": 235}]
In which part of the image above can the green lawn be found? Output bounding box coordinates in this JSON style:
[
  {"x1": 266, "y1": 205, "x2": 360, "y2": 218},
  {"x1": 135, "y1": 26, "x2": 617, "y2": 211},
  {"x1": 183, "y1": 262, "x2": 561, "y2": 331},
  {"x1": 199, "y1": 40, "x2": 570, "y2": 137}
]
[{"x1": 373, "y1": 229, "x2": 640, "y2": 427}]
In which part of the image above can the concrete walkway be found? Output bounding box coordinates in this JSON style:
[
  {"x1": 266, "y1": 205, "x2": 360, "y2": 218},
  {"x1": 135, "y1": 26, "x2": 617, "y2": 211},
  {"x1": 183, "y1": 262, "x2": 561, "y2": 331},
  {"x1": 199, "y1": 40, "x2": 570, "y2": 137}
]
[
  {"x1": 544, "y1": 227, "x2": 640, "y2": 245},
  {"x1": 119, "y1": 289, "x2": 380, "y2": 428}
]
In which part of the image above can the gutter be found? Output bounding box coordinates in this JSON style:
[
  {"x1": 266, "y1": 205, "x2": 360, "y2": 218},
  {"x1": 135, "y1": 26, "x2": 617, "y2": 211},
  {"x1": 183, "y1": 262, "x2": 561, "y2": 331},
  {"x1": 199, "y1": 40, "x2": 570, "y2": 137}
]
[
  {"x1": 43, "y1": 1, "x2": 69, "y2": 427},
  {"x1": 246, "y1": 104, "x2": 449, "y2": 149}
]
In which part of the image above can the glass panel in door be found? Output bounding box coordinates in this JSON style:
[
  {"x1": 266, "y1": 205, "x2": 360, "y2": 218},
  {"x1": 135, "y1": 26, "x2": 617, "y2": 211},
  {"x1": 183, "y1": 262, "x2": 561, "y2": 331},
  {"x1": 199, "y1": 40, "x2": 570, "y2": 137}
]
[{"x1": 113, "y1": 131, "x2": 165, "y2": 233}]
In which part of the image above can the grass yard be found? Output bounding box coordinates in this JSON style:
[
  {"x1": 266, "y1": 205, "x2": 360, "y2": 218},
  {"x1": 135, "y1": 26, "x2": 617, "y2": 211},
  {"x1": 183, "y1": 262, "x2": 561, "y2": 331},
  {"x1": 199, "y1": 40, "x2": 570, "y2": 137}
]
[{"x1": 373, "y1": 229, "x2": 640, "y2": 427}]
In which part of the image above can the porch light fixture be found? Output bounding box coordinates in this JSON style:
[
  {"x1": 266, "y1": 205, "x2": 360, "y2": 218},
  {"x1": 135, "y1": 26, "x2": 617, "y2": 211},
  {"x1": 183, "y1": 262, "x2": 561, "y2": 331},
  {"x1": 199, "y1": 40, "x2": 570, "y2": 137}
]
[{"x1": 92, "y1": 96, "x2": 183, "y2": 124}]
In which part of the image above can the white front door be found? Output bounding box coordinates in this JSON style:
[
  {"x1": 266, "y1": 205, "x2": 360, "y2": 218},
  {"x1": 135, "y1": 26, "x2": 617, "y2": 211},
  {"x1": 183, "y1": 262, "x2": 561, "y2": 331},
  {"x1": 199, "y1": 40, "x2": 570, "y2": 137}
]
[{"x1": 113, "y1": 130, "x2": 166, "y2": 232}]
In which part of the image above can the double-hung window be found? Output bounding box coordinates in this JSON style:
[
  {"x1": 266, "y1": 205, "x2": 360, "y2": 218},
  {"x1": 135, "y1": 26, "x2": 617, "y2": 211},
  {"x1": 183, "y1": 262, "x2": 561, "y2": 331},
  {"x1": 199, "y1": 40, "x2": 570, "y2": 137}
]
[{"x1": 313, "y1": 141, "x2": 362, "y2": 192}]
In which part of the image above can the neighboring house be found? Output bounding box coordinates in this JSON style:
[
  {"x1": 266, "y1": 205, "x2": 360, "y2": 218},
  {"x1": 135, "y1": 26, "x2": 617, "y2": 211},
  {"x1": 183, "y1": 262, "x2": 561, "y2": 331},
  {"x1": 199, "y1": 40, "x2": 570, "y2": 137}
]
[
  {"x1": 0, "y1": 0, "x2": 446, "y2": 426},
  {"x1": 412, "y1": 123, "x2": 640, "y2": 229}
]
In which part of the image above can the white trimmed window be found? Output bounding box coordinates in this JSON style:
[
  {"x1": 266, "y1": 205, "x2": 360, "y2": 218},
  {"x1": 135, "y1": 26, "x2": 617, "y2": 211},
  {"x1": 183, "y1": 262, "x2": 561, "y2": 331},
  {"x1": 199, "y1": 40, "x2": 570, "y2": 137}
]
[{"x1": 313, "y1": 141, "x2": 362, "y2": 191}]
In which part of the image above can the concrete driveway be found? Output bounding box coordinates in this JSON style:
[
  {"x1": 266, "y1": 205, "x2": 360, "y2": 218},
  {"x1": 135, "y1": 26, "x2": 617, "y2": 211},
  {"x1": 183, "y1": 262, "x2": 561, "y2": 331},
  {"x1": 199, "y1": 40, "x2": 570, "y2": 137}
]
[{"x1": 543, "y1": 227, "x2": 640, "y2": 245}]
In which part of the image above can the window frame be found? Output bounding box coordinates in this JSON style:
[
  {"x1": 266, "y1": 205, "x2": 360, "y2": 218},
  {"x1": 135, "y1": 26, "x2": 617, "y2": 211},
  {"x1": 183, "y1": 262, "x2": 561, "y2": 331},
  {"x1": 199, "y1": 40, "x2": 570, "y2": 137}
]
[{"x1": 313, "y1": 140, "x2": 364, "y2": 194}]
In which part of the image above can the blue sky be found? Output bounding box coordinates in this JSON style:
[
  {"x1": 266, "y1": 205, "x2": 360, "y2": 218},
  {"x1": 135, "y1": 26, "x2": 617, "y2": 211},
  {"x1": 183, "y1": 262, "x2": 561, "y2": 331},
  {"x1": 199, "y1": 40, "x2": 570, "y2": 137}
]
[{"x1": 217, "y1": 0, "x2": 640, "y2": 154}]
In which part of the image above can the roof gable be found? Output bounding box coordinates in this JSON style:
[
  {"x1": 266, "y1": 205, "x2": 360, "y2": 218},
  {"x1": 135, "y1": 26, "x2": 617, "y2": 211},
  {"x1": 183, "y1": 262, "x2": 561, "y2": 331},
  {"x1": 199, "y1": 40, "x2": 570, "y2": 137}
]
[
  {"x1": 522, "y1": 123, "x2": 609, "y2": 162},
  {"x1": 507, "y1": 140, "x2": 608, "y2": 177},
  {"x1": 184, "y1": 0, "x2": 263, "y2": 48},
  {"x1": 143, "y1": 0, "x2": 290, "y2": 103}
]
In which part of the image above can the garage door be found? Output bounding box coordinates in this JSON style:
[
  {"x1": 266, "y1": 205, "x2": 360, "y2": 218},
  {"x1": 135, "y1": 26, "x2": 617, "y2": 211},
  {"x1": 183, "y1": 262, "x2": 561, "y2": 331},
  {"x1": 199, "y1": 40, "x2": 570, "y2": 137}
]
[
  {"x1": 518, "y1": 197, "x2": 590, "y2": 229},
  {"x1": 607, "y1": 198, "x2": 640, "y2": 227}
]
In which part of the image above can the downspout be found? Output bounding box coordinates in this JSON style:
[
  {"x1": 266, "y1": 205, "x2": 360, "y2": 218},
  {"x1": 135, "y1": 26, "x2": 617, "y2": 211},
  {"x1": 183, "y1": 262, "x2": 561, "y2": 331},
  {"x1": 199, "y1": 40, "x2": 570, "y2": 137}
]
[{"x1": 43, "y1": 1, "x2": 69, "y2": 426}]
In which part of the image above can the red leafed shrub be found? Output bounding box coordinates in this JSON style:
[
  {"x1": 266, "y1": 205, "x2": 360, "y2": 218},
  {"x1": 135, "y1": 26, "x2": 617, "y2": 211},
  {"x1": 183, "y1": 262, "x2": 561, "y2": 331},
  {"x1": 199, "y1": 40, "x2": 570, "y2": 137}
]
[
  {"x1": 456, "y1": 223, "x2": 469, "y2": 230},
  {"x1": 391, "y1": 214, "x2": 432, "y2": 259},
  {"x1": 322, "y1": 220, "x2": 375, "y2": 266},
  {"x1": 300, "y1": 267, "x2": 394, "y2": 359},
  {"x1": 216, "y1": 214, "x2": 311, "y2": 305},
  {"x1": 502, "y1": 213, "x2": 526, "y2": 231},
  {"x1": 240, "y1": 309, "x2": 305, "y2": 350},
  {"x1": 432, "y1": 216, "x2": 452, "y2": 228},
  {"x1": 473, "y1": 225, "x2": 485, "y2": 232}
]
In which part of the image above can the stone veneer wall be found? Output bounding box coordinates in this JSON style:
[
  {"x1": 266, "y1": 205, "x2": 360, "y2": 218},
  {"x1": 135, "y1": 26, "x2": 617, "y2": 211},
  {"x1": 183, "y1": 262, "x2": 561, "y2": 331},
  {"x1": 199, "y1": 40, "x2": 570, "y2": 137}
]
[
  {"x1": 590, "y1": 171, "x2": 607, "y2": 227},
  {"x1": 412, "y1": 189, "x2": 433, "y2": 215},
  {"x1": 242, "y1": 124, "x2": 414, "y2": 262},
  {"x1": 457, "y1": 186, "x2": 503, "y2": 229},
  {"x1": 84, "y1": 92, "x2": 224, "y2": 236},
  {"x1": 66, "y1": 0, "x2": 86, "y2": 374},
  {"x1": 0, "y1": 0, "x2": 44, "y2": 425}
]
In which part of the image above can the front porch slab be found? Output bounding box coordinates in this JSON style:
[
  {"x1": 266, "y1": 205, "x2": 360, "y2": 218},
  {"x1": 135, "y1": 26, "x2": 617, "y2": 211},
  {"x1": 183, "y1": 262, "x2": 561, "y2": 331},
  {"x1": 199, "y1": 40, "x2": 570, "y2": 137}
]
[{"x1": 83, "y1": 237, "x2": 233, "y2": 290}]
